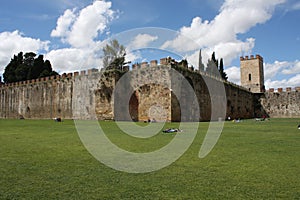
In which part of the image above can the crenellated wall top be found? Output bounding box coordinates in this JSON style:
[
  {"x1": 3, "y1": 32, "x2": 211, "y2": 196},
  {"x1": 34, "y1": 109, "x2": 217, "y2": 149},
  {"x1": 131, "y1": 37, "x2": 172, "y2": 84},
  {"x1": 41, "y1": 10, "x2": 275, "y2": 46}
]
[
  {"x1": 268, "y1": 87, "x2": 300, "y2": 93},
  {"x1": 0, "y1": 69, "x2": 99, "y2": 88},
  {"x1": 240, "y1": 54, "x2": 263, "y2": 61}
]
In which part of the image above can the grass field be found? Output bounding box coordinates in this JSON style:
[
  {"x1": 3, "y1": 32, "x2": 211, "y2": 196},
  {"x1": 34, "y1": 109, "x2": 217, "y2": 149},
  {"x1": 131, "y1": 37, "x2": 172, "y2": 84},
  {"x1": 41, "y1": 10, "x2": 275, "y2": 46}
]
[{"x1": 0, "y1": 118, "x2": 299, "y2": 199}]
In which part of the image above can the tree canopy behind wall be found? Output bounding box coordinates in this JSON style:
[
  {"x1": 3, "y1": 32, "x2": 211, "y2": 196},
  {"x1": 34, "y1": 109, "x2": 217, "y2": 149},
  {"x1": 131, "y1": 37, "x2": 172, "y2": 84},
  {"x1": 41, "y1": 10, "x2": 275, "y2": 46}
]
[
  {"x1": 206, "y1": 52, "x2": 228, "y2": 81},
  {"x1": 102, "y1": 39, "x2": 126, "y2": 70},
  {"x1": 3, "y1": 52, "x2": 58, "y2": 83}
]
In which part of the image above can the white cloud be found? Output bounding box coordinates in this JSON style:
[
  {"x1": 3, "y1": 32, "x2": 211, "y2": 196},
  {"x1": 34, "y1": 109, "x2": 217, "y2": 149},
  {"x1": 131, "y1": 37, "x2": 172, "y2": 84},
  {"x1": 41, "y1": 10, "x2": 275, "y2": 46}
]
[
  {"x1": 219, "y1": 0, "x2": 285, "y2": 34},
  {"x1": 47, "y1": 1, "x2": 117, "y2": 71},
  {"x1": 0, "y1": 31, "x2": 49, "y2": 74},
  {"x1": 264, "y1": 61, "x2": 289, "y2": 80},
  {"x1": 51, "y1": 0, "x2": 115, "y2": 48},
  {"x1": 282, "y1": 61, "x2": 300, "y2": 74},
  {"x1": 123, "y1": 34, "x2": 159, "y2": 64},
  {"x1": 45, "y1": 48, "x2": 103, "y2": 73},
  {"x1": 125, "y1": 51, "x2": 142, "y2": 64},
  {"x1": 184, "y1": 50, "x2": 202, "y2": 68},
  {"x1": 162, "y1": 0, "x2": 285, "y2": 67},
  {"x1": 225, "y1": 66, "x2": 240, "y2": 84},
  {"x1": 0, "y1": 1, "x2": 116, "y2": 76},
  {"x1": 265, "y1": 74, "x2": 300, "y2": 89},
  {"x1": 264, "y1": 60, "x2": 300, "y2": 80},
  {"x1": 127, "y1": 34, "x2": 158, "y2": 50},
  {"x1": 263, "y1": 60, "x2": 300, "y2": 89},
  {"x1": 51, "y1": 9, "x2": 76, "y2": 40},
  {"x1": 213, "y1": 38, "x2": 255, "y2": 66}
]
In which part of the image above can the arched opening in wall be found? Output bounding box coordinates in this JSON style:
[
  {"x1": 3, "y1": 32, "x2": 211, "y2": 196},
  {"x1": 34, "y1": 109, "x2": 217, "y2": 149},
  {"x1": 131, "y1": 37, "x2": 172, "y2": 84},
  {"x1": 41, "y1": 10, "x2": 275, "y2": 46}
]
[{"x1": 129, "y1": 91, "x2": 139, "y2": 122}]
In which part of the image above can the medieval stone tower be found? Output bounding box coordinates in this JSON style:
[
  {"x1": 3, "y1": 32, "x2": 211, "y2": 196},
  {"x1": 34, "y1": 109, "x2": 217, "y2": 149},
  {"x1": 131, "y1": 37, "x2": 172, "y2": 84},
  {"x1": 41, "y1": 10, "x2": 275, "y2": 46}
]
[{"x1": 240, "y1": 55, "x2": 265, "y2": 93}]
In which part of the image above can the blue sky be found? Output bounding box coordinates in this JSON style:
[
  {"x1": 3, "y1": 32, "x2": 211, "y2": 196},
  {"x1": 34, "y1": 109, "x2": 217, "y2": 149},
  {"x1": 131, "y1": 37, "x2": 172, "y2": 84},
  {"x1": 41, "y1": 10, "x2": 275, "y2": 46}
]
[{"x1": 0, "y1": 0, "x2": 299, "y2": 89}]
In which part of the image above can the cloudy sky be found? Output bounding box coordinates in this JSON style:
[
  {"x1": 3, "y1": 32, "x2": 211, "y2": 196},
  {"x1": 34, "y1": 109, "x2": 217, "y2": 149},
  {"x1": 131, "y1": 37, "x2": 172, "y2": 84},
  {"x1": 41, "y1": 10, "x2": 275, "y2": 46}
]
[{"x1": 0, "y1": 0, "x2": 299, "y2": 89}]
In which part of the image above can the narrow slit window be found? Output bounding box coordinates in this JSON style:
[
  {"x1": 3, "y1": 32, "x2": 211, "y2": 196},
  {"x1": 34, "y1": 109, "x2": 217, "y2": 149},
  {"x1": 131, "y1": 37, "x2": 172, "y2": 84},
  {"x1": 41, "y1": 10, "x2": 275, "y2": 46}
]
[{"x1": 248, "y1": 74, "x2": 252, "y2": 81}]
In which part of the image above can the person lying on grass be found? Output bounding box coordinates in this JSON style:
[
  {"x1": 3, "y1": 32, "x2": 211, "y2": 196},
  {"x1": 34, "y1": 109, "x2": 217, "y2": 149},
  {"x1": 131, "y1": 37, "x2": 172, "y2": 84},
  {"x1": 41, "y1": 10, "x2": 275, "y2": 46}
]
[{"x1": 162, "y1": 128, "x2": 183, "y2": 133}]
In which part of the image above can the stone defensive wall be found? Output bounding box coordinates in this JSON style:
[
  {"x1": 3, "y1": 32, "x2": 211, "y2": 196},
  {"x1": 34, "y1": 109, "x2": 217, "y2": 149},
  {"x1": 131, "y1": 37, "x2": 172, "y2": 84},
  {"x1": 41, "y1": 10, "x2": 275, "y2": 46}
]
[
  {"x1": 257, "y1": 87, "x2": 300, "y2": 118},
  {"x1": 0, "y1": 58, "x2": 300, "y2": 120},
  {"x1": 169, "y1": 65, "x2": 255, "y2": 121},
  {"x1": 0, "y1": 69, "x2": 99, "y2": 119}
]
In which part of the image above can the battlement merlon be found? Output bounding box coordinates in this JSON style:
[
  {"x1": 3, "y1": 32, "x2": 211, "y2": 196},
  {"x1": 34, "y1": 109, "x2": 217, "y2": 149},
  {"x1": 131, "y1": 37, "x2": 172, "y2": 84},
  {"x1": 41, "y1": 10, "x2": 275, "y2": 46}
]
[{"x1": 150, "y1": 60, "x2": 158, "y2": 67}]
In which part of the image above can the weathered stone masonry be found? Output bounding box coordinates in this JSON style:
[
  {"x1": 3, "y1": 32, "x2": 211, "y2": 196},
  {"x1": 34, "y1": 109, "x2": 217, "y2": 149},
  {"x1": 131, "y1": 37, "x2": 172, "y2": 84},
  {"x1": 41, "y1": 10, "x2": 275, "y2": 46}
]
[
  {"x1": 0, "y1": 74, "x2": 73, "y2": 119},
  {"x1": 258, "y1": 87, "x2": 300, "y2": 118},
  {"x1": 0, "y1": 56, "x2": 300, "y2": 120}
]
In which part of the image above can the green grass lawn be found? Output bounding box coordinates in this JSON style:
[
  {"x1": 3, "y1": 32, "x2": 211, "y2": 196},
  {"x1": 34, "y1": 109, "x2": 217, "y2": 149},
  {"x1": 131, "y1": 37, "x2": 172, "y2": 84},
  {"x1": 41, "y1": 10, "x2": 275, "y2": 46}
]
[{"x1": 0, "y1": 118, "x2": 299, "y2": 199}]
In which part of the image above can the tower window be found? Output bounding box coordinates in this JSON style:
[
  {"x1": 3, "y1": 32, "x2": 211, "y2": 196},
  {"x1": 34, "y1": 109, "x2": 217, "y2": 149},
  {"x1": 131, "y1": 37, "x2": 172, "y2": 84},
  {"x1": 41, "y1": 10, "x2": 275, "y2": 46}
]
[{"x1": 248, "y1": 74, "x2": 252, "y2": 81}]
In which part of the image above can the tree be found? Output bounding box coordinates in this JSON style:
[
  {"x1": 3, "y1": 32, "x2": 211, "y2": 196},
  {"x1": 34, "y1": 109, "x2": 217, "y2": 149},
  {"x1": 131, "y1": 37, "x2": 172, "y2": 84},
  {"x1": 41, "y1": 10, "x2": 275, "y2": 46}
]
[
  {"x1": 219, "y1": 58, "x2": 228, "y2": 81},
  {"x1": 206, "y1": 52, "x2": 219, "y2": 75},
  {"x1": 3, "y1": 52, "x2": 58, "y2": 83},
  {"x1": 102, "y1": 39, "x2": 126, "y2": 70},
  {"x1": 206, "y1": 52, "x2": 228, "y2": 80},
  {"x1": 24, "y1": 52, "x2": 36, "y2": 66}
]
